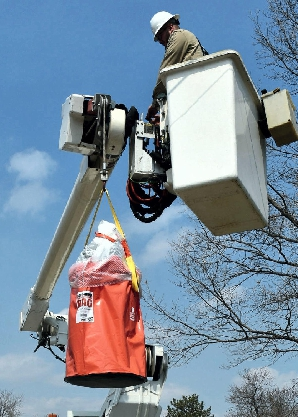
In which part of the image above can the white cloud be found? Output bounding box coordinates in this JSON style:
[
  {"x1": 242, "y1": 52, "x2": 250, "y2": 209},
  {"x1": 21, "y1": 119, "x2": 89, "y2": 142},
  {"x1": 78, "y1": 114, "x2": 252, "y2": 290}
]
[
  {"x1": 262, "y1": 367, "x2": 298, "y2": 387},
  {"x1": 3, "y1": 149, "x2": 59, "y2": 216},
  {"x1": 138, "y1": 230, "x2": 173, "y2": 265},
  {"x1": 145, "y1": 203, "x2": 188, "y2": 234},
  {"x1": 139, "y1": 222, "x2": 191, "y2": 266},
  {"x1": 3, "y1": 181, "x2": 58, "y2": 215},
  {"x1": 232, "y1": 366, "x2": 298, "y2": 388},
  {"x1": 58, "y1": 307, "x2": 69, "y2": 315},
  {"x1": 0, "y1": 353, "x2": 52, "y2": 382},
  {"x1": 21, "y1": 394, "x2": 107, "y2": 417},
  {"x1": 0, "y1": 353, "x2": 109, "y2": 417},
  {"x1": 124, "y1": 203, "x2": 190, "y2": 266},
  {"x1": 125, "y1": 203, "x2": 187, "y2": 239},
  {"x1": 160, "y1": 382, "x2": 192, "y2": 405},
  {"x1": 7, "y1": 149, "x2": 57, "y2": 181}
]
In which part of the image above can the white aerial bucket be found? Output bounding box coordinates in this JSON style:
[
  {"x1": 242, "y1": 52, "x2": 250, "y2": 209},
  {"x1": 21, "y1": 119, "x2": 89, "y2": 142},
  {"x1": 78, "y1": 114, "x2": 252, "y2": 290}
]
[{"x1": 161, "y1": 50, "x2": 268, "y2": 236}]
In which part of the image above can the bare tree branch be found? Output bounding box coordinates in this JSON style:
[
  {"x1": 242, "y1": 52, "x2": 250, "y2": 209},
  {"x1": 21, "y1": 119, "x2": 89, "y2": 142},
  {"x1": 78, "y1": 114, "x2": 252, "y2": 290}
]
[
  {"x1": 0, "y1": 390, "x2": 22, "y2": 417},
  {"x1": 144, "y1": 138, "x2": 298, "y2": 367},
  {"x1": 252, "y1": 0, "x2": 298, "y2": 92},
  {"x1": 225, "y1": 368, "x2": 298, "y2": 416}
]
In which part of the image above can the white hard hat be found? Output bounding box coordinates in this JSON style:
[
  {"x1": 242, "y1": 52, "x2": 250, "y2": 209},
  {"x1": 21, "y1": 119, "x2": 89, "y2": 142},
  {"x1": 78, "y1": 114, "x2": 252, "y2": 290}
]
[{"x1": 150, "y1": 11, "x2": 180, "y2": 42}]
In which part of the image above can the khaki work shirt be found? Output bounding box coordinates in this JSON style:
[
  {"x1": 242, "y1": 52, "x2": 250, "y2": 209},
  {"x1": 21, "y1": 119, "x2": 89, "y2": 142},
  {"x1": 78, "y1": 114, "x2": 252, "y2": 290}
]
[{"x1": 152, "y1": 29, "x2": 203, "y2": 105}]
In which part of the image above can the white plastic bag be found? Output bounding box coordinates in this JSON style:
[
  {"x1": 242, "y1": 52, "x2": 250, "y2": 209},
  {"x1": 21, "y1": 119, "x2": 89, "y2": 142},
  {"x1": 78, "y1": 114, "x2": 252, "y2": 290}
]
[{"x1": 69, "y1": 220, "x2": 139, "y2": 288}]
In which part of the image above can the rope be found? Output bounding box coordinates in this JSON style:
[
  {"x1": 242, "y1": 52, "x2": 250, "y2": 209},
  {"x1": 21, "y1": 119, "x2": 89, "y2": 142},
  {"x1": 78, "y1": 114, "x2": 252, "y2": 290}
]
[
  {"x1": 83, "y1": 185, "x2": 139, "y2": 292},
  {"x1": 84, "y1": 187, "x2": 105, "y2": 246}
]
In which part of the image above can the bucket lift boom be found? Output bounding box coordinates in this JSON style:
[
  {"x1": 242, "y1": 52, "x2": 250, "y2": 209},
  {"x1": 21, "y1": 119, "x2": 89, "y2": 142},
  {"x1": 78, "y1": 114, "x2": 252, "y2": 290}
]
[
  {"x1": 20, "y1": 93, "x2": 128, "y2": 332},
  {"x1": 20, "y1": 92, "x2": 168, "y2": 417}
]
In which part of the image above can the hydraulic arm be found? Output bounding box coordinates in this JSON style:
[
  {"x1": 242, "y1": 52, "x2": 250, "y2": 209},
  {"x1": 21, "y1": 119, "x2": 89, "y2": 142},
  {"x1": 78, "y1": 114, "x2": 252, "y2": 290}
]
[{"x1": 20, "y1": 93, "x2": 129, "y2": 332}]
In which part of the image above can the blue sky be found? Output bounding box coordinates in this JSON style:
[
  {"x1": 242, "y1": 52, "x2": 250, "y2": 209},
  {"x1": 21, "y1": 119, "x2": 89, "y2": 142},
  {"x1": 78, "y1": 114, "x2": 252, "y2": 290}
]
[{"x1": 0, "y1": 1, "x2": 296, "y2": 416}]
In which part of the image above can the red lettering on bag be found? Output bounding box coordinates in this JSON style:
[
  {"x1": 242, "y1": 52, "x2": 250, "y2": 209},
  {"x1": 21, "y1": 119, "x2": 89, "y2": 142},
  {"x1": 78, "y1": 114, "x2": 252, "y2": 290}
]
[{"x1": 76, "y1": 293, "x2": 93, "y2": 309}]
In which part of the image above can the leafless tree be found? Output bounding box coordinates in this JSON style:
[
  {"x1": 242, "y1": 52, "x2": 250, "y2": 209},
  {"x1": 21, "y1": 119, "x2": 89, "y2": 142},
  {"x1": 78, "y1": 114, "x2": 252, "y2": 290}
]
[
  {"x1": 253, "y1": 0, "x2": 298, "y2": 93},
  {"x1": 144, "y1": 0, "x2": 298, "y2": 367},
  {"x1": 145, "y1": 140, "x2": 298, "y2": 366},
  {"x1": 225, "y1": 368, "x2": 298, "y2": 417},
  {"x1": 0, "y1": 390, "x2": 22, "y2": 417}
]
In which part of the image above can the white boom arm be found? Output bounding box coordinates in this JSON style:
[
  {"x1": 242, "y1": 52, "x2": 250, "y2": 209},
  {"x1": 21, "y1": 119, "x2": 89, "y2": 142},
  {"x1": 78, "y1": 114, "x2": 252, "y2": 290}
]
[
  {"x1": 20, "y1": 158, "x2": 106, "y2": 331},
  {"x1": 20, "y1": 93, "x2": 127, "y2": 332},
  {"x1": 98, "y1": 346, "x2": 168, "y2": 417}
]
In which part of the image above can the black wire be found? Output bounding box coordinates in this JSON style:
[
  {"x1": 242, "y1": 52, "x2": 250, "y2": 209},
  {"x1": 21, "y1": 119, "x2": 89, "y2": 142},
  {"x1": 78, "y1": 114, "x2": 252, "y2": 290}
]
[
  {"x1": 31, "y1": 334, "x2": 66, "y2": 363},
  {"x1": 126, "y1": 179, "x2": 177, "y2": 223},
  {"x1": 47, "y1": 340, "x2": 66, "y2": 363}
]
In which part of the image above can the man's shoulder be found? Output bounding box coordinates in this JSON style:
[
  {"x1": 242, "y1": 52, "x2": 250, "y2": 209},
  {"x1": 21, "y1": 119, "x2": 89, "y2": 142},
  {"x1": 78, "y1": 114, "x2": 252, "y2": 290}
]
[
  {"x1": 173, "y1": 29, "x2": 196, "y2": 37},
  {"x1": 170, "y1": 29, "x2": 197, "y2": 43}
]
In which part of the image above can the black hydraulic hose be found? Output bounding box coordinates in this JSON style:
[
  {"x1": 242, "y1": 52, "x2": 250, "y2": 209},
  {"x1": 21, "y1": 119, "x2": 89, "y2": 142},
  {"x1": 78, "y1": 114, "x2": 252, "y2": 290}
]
[{"x1": 126, "y1": 179, "x2": 177, "y2": 223}]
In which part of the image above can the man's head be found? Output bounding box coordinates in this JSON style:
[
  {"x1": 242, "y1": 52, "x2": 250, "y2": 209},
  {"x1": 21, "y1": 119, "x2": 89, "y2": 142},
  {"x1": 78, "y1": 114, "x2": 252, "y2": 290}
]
[{"x1": 150, "y1": 11, "x2": 180, "y2": 46}]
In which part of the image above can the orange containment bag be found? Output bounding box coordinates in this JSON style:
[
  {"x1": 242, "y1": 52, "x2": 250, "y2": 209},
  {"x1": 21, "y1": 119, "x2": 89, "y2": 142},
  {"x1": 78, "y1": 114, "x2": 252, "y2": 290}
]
[{"x1": 64, "y1": 220, "x2": 147, "y2": 388}]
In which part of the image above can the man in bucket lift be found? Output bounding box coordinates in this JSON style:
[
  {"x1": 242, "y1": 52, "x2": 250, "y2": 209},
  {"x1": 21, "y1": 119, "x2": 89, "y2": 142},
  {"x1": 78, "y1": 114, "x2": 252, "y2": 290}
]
[{"x1": 146, "y1": 11, "x2": 205, "y2": 122}]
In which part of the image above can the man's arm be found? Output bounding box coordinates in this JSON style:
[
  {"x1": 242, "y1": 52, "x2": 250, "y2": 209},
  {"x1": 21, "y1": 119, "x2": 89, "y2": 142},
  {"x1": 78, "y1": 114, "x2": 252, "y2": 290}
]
[
  {"x1": 152, "y1": 30, "x2": 189, "y2": 104},
  {"x1": 147, "y1": 30, "x2": 203, "y2": 121}
]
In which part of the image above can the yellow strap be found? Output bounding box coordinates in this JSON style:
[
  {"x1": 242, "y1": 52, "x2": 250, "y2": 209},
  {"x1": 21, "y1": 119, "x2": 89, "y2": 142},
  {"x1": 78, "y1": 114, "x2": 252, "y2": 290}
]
[{"x1": 105, "y1": 189, "x2": 139, "y2": 292}]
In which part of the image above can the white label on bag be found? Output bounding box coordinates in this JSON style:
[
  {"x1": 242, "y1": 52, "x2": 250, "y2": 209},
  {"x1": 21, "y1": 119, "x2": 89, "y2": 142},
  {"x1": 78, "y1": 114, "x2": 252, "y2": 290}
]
[
  {"x1": 130, "y1": 307, "x2": 135, "y2": 321},
  {"x1": 76, "y1": 291, "x2": 94, "y2": 323}
]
